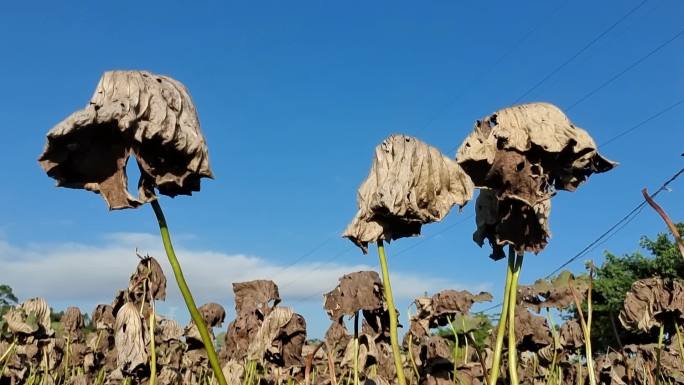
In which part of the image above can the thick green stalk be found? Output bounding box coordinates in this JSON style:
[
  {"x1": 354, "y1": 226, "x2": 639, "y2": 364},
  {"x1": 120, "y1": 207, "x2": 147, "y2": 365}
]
[
  {"x1": 377, "y1": 240, "x2": 407, "y2": 385},
  {"x1": 507, "y1": 250, "x2": 524, "y2": 385},
  {"x1": 353, "y1": 312, "x2": 360, "y2": 385},
  {"x1": 149, "y1": 308, "x2": 157, "y2": 385},
  {"x1": 487, "y1": 255, "x2": 514, "y2": 385},
  {"x1": 655, "y1": 323, "x2": 665, "y2": 385},
  {"x1": 151, "y1": 199, "x2": 227, "y2": 385},
  {"x1": 64, "y1": 337, "x2": 70, "y2": 382},
  {"x1": 675, "y1": 322, "x2": 684, "y2": 366}
]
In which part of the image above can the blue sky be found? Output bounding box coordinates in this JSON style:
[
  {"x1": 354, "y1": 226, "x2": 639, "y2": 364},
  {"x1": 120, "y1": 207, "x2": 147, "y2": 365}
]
[{"x1": 1, "y1": 0, "x2": 684, "y2": 337}]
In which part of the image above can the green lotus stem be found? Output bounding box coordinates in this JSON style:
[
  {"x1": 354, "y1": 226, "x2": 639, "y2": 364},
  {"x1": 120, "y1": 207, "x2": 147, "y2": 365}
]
[
  {"x1": 150, "y1": 199, "x2": 227, "y2": 385},
  {"x1": 64, "y1": 337, "x2": 70, "y2": 381},
  {"x1": 507, "y1": 250, "x2": 523, "y2": 385},
  {"x1": 487, "y1": 251, "x2": 514, "y2": 385},
  {"x1": 353, "y1": 311, "x2": 360, "y2": 385},
  {"x1": 676, "y1": 322, "x2": 684, "y2": 366},
  {"x1": 570, "y1": 279, "x2": 595, "y2": 385},
  {"x1": 377, "y1": 240, "x2": 407, "y2": 385},
  {"x1": 149, "y1": 305, "x2": 157, "y2": 385},
  {"x1": 0, "y1": 339, "x2": 16, "y2": 377},
  {"x1": 656, "y1": 323, "x2": 665, "y2": 385},
  {"x1": 462, "y1": 317, "x2": 469, "y2": 365}
]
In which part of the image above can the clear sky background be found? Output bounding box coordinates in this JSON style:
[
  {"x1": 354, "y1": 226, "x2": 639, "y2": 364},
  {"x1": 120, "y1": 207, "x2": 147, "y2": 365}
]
[{"x1": 1, "y1": 0, "x2": 683, "y2": 338}]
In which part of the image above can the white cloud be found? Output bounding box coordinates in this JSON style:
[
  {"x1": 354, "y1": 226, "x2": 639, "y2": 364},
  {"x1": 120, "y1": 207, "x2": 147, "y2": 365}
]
[{"x1": 0, "y1": 232, "x2": 491, "y2": 336}]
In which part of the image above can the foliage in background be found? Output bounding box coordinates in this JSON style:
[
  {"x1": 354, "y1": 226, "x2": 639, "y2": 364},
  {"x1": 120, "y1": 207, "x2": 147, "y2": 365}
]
[{"x1": 587, "y1": 223, "x2": 684, "y2": 351}]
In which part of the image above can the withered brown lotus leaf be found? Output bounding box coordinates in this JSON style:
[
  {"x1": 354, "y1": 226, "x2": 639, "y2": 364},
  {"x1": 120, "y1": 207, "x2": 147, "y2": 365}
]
[
  {"x1": 2, "y1": 308, "x2": 38, "y2": 335},
  {"x1": 158, "y1": 318, "x2": 183, "y2": 342},
  {"x1": 456, "y1": 103, "x2": 616, "y2": 258},
  {"x1": 324, "y1": 318, "x2": 351, "y2": 353},
  {"x1": 512, "y1": 306, "x2": 552, "y2": 350},
  {"x1": 114, "y1": 302, "x2": 147, "y2": 373},
  {"x1": 247, "y1": 307, "x2": 307, "y2": 368},
  {"x1": 341, "y1": 333, "x2": 379, "y2": 371},
  {"x1": 221, "y1": 360, "x2": 245, "y2": 385},
  {"x1": 128, "y1": 255, "x2": 167, "y2": 302},
  {"x1": 38, "y1": 70, "x2": 213, "y2": 210},
  {"x1": 21, "y1": 297, "x2": 52, "y2": 331},
  {"x1": 343, "y1": 134, "x2": 474, "y2": 253},
  {"x1": 92, "y1": 304, "x2": 116, "y2": 330},
  {"x1": 221, "y1": 312, "x2": 262, "y2": 362},
  {"x1": 61, "y1": 306, "x2": 84, "y2": 336},
  {"x1": 198, "y1": 302, "x2": 226, "y2": 328},
  {"x1": 324, "y1": 271, "x2": 384, "y2": 320},
  {"x1": 430, "y1": 290, "x2": 492, "y2": 325},
  {"x1": 619, "y1": 277, "x2": 684, "y2": 332},
  {"x1": 409, "y1": 290, "x2": 492, "y2": 338},
  {"x1": 233, "y1": 280, "x2": 281, "y2": 316},
  {"x1": 518, "y1": 271, "x2": 588, "y2": 312},
  {"x1": 559, "y1": 319, "x2": 584, "y2": 349}
]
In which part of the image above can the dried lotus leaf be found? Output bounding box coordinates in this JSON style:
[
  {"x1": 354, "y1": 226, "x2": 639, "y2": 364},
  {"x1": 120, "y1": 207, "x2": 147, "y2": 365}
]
[
  {"x1": 324, "y1": 271, "x2": 384, "y2": 320},
  {"x1": 114, "y1": 302, "x2": 147, "y2": 373},
  {"x1": 457, "y1": 103, "x2": 615, "y2": 256},
  {"x1": 344, "y1": 134, "x2": 473, "y2": 253},
  {"x1": 39, "y1": 70, "x2": 213, "y2": 210}
]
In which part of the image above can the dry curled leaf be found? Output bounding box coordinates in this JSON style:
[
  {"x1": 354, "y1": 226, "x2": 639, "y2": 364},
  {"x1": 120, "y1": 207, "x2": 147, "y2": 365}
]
[
  {"x1": 343, "y1": 134, "x2": 474, "y2": 253},
  {"x1": 512, "y1": 306, "x2": 552, "y2": 350},
  {"x1": 247, "y1": 307, "x2": 307, "y2": 368},
  {"x1": 324, "y1": 271, "x2": 384, "y2": 320},
  {"x1": 456, "y1": 103, "x2": 616, "y2": 259},
  {"x1": 157, "y1": 318, "x2": 183, "y2": 342},
  {"x1": 114, "y1": 302, "x2": 147, "y2": 373},
  {"x1": 410, "y1": 289, "x2": 492, "y2": 338},
  {"x1": 128, "y1": 255, "x2": 167, "y2": 302},
  {"x1": 559, "y1": 319, "x2": 584, "y2": 349},
  {"x1": 61, "y1": 306, "x2": 84, "y2": 339},
  {"x1": 198, "y1": 302, "x2": 226, "y2": 328},
  {"x1": 619, "y1": 277, "x2": 684, "y2": 332},
  {"x1": 518, "y1": 271, "x2": 589, "y2": 312},
  {"x1": 233, "y1": 280, "x2": 280, "y2": 316},
  {"x1": 38, "y1": 70, "x2": 213, "y2": 210},
  {"x1": 91, "y1": 304, "x2": 116, "y2": 331}
]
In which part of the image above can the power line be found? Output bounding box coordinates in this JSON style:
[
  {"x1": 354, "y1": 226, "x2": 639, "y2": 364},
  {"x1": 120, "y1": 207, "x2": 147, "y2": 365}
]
[
  {"x1": 599, "y1": 97, "x2": 684, "y2": 147},
  {"x1": 544, "y1": 165, "x2": 684, "y2": 278},
  {"x1": 413, "y1": 0, "x2": 569, "y2": 135},
  {"x1": 270, "y1": 234, "x2": 337, "y2": 281},
  {"x1": 394, "y1": 214, "x2": 474, "y2": 257},
  {"x1": 478, "y1": 165, "x2": 684, "y2": 314},
  {"x1": 513, "y1": 0, "x2": 648, "y2": 103},
  {"x1": 567, "y1": 26, "x2": 684, "y2": 111}
]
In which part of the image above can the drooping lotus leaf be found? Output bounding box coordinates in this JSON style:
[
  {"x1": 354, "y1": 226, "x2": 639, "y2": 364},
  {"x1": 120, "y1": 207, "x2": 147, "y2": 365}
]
[
  {"x1": 410, "y1": 289, "x2": 492, "y2": 337},
  {"x1": 221, "y1": 280, "x2": 282, "y2": 363},
  {"x1": 128, "y1": 255, "x2": 167, "y2": 302},
  {"x1": 184, "y1": 303, "x2": 226, "y2": 346},
  {"x1": 91, "y1": 304, "x2": 116, "y2": 331},
  {"x1": 518, "y1": 271, "x2": 589, "y2": 312},
  {"x1": 247, "y1": 307, "x2": 307, "y2": 368},
  {"x1": 619, "y1": 277, "x2": 684, "y2": 332},
  {"x1": 198, "y1": 302, "x2": 226, "y2": 328},
  {"x1": 512, "y1": 306, "x2": 553, "y2": 351},
  {"x1": 456, "y1": 103, "x2": 616, "y2": 259},
  {"x1": 61, "y1": 306, "x2": 85, "y2": 340},
  {"x1": 232, "y1": 280, "x2": 281, "y2": 316},
  {"x1": 157, "y1": 318, "x2": 183, "y2": 342},
  {"x1": 38, "y1": 70, "x2": 213, "y2": 210},
  {"x1": 559, "y1": 319, "x2": 584, "y2": 349},
  {"x1": 114, "y1": 302, "x2": 147, "y2": 373},
  {"x1": 344, "y1": 134, "x2": 474, "y2": 253},
  {"x1": 324, "y1": 271, "x2": 384, "y2": 320}
]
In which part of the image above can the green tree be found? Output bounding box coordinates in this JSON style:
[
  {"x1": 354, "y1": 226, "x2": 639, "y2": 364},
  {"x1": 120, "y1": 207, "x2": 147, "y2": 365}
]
[
  {"x1": 589, "y1": 223, "x2": 684, "y2": 351},
  {"x1": 0, "y1": 284, "x2": 18, "y2": 318}
]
